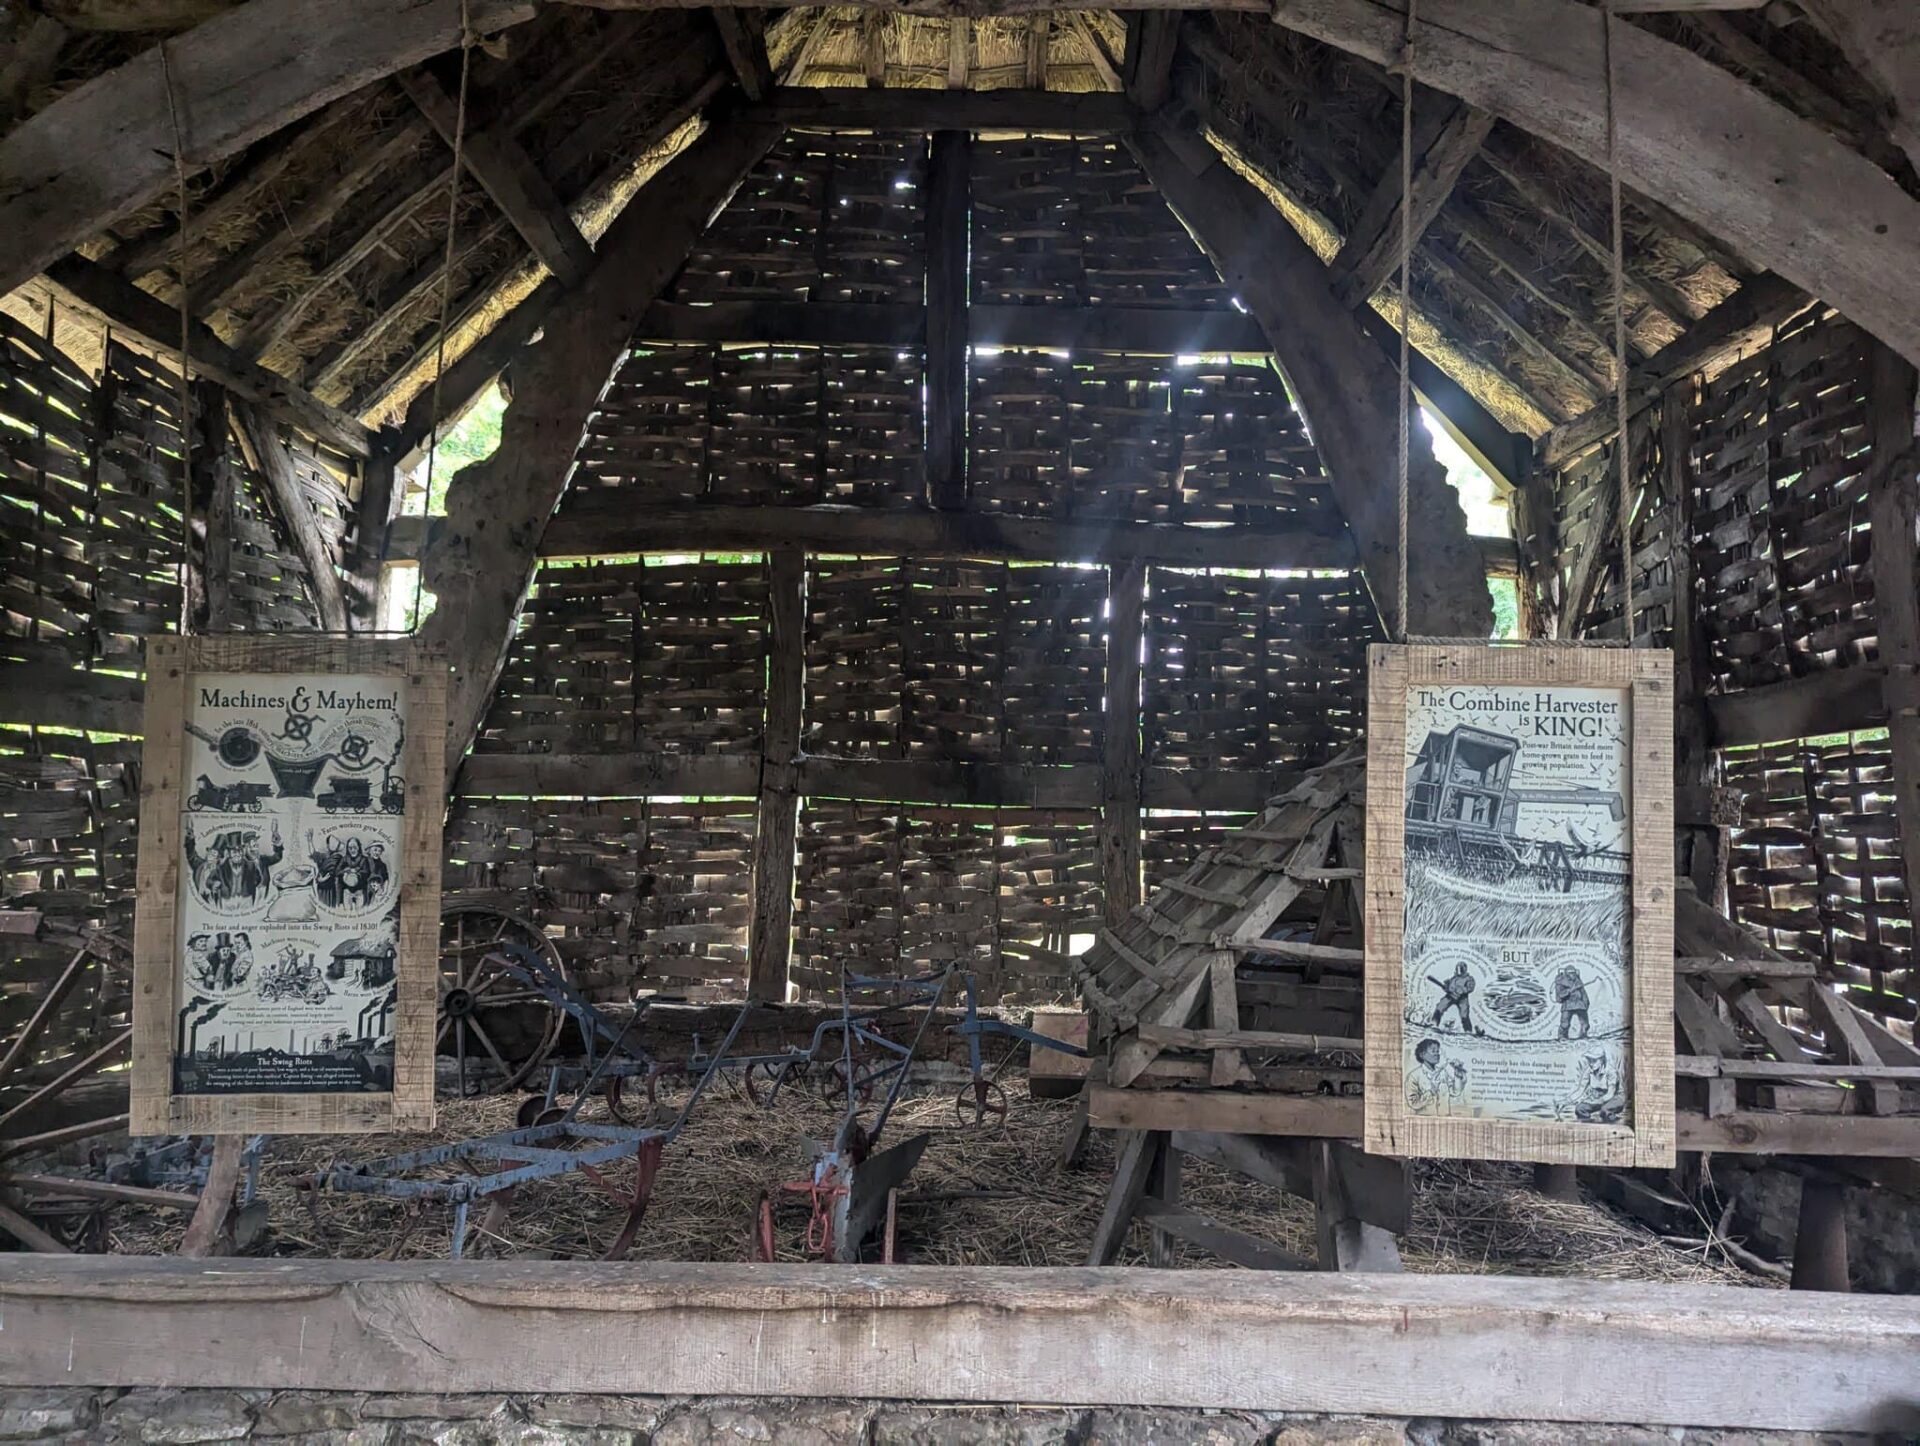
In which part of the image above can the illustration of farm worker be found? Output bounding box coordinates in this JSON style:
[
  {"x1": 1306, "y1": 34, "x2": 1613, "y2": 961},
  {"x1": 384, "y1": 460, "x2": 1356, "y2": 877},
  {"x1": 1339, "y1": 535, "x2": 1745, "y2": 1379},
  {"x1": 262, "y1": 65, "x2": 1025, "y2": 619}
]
[
  {"x1": 1554, "y1": 966, "x2": 1592, "y2": 1039},
  {"x1": 336, "y1": 837, "x2": 375, "y2": 909},
  {"x1": 1428, "y1": 960, "x2": 1478, "y2": 1033},
  {"x1": 187, "y1": 821, "x2": 282, "y2": 906},
  {"x1": 308, "y1": 833, "x2": 344, "y2": 907},
  {"x1": 1566, "y1": 1051, "x2": 1624, "y2": 1123},
  {"x1": 365, "y1": 842, "x2": 391, "y2": 900},
  {"x1": 1408, "y1": 1038, "x2": 1468, "y2": 1113}
]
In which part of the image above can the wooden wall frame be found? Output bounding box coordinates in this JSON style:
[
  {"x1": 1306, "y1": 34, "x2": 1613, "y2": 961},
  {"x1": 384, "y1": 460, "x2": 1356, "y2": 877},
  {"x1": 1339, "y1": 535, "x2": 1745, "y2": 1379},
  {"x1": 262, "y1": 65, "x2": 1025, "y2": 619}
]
[
  {"x1": 132, "y1": 636, "x2": 445, "y2": 1135},
  {"x1": 1364, "y1": 643, "x2": 1674, "y2": 1166}
]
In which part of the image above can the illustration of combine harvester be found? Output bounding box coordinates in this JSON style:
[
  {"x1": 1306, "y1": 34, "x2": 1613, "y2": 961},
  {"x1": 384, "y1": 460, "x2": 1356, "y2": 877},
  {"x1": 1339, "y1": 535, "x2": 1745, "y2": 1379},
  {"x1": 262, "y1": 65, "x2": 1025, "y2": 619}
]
[{"x1": 1405, "y1": 725, "x2": 1627, "y2": 891}]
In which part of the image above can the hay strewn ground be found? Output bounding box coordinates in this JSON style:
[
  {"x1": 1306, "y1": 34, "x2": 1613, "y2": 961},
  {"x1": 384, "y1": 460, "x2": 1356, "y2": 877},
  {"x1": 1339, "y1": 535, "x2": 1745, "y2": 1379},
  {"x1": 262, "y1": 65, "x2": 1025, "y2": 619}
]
[{"x1": 108, "y1": 1072, "x2": 1765, "y2": 1285}]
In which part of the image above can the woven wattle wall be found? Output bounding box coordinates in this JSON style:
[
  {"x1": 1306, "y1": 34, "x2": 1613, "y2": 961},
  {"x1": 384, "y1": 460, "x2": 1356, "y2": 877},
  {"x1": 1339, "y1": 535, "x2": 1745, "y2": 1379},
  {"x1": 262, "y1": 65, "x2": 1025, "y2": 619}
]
[
  {"x1": 0, "y1": 316, "x2": 352, "y2": 1090},
  {"x1": 1533, "y1": 307, "x2": 1916, "y2": 1022}
]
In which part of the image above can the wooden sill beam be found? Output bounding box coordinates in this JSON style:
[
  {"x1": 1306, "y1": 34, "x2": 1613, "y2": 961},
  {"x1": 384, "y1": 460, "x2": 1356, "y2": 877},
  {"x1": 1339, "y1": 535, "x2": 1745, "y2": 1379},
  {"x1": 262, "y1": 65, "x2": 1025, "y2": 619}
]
[
  {"x1": 40, "y1": 254, "x2": 375, "y2": 459},
  {"x1": 3, "y1": 1255, "x2": 1915, "y2": 1429},
  {"x1": 396, "y1": 68, "x2": 595, "y2": 287}
]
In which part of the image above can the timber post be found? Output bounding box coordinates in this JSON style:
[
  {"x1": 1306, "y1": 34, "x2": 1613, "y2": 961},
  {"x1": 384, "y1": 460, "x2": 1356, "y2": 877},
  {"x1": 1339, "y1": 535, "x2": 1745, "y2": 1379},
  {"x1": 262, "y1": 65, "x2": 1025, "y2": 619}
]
[{"x1": 747, "y1": 546, "x2": 806, "y2": 1002}]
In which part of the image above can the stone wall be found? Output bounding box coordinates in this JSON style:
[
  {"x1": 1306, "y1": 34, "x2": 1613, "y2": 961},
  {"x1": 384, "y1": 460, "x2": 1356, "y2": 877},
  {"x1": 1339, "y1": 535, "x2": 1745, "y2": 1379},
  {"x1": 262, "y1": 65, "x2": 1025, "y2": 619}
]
[{"x1": 0, "y1": 1389, "x2": 1879, "y2": 1445}]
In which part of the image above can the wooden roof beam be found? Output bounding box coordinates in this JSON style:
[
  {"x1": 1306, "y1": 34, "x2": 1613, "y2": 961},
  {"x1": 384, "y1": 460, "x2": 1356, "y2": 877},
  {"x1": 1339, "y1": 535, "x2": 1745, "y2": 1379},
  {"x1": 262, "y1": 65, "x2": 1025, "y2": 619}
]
[
  {"x1": 1025, "y1": 15, "x2": 1050, "y2": 91},
  {"x1": 713, "y1": 8, "x2": 774, "y2": 100},
  {"x1": 765, "y1": 86, "x2": 1131, "y2": 132},
  {"x1": 1328, "y1": 99, "x2": 1496, "y2": 308},
  {"x1": 40, "y1": 253, "x2": 376, "y2": 458},
  {"x1": 0, "y1": 0, "x2": 537, "y2": 299},
  {"x1": 1262, "y1": 0, "x2": 1920, "y2": 370},
  {"x1": 1800, "y1": 0, "x2": 1920, "y2": 177},
  {"x1": 862, "y1": 11, "x2": 886, "y2": 87},
  {"x1": 1539, "y1": 269, "x2": 1810, "y2": 468},
  {"x1": 1122, "y1": 12, "x2": 1178, "y2": 111},
  {"x1": 232, "y1": 400, "x2": 352, "y2": 632},
  {"x1": 1128, "y1": 118, "x2": 1491, "y2": 638},
  {"x1": 947, "y1": 18, "x2": 969, "y2": 88},
  {"x1": 396, "y1": 67, "x2": 595, "y2": 287},
  {"x1": 1067, "y1": 15, "x2": 1122, "y2": 91},
  {"x1": 418, "y1": 109, "x2": 785, "y2": 775}
]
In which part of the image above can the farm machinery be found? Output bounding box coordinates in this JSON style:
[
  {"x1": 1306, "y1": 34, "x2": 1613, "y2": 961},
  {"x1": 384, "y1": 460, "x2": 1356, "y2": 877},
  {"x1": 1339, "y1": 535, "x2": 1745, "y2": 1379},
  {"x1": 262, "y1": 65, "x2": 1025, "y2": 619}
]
[{"x1": 1405, "y1": 724, "x2": 1627, "y2": 890}]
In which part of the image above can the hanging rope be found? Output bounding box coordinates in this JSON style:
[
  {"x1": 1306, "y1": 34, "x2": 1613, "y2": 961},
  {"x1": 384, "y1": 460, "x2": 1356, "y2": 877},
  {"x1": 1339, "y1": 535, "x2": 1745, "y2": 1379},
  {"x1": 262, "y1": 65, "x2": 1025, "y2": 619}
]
[
  {"x1": 1602, "y1": 2, "x2": 1637, "y2": 647},
  {"x1": 411, "y1": 0, "x2": 476, "y2": 628},
  {"x1": 1394, "y1": 0, "x2": 1416, "y2": 643},
  {"x1": 159, "y1": 40, "x2": 197, "y2": 634}
]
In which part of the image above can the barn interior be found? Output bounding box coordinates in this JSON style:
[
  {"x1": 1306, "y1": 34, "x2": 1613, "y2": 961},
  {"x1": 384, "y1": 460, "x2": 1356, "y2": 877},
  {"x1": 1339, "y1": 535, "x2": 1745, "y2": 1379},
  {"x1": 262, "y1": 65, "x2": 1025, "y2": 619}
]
[{"x1": 2, "y1": 0, "x2": 1919, "y2": 1436}]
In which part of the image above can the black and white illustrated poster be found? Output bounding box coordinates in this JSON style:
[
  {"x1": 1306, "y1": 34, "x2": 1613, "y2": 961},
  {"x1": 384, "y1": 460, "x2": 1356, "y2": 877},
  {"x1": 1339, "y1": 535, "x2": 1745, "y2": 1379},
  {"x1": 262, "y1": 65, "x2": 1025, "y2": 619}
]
[
  {"x1": 1398, "y1": 683, "x2": 1631, "y2": 1128},
  {"x1": 173, "y1": 674, "x2": 405, "y2": 1096}
]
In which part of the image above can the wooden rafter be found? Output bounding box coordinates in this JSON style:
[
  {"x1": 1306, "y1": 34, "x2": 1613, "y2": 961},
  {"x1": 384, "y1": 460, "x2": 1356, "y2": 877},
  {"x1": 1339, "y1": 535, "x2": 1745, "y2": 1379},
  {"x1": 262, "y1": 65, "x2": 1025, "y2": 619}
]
[
  {"x1": 371, "y1": 60, "x2": 727, "y2": 442},
  {"x1": 1128, "y1": 119, "x2": 1491, "y2": 638},
  {"x1": 1539, "y1": 270, "x2": 1809, "y2": 467},
  {"x1": 1800, "y1": 0, "x2": 1920, "y2": 175},
  {"x1": 1328, "y1": 99, "x2": 1495, "y2": 308},
  {"x1": 765, "y1": 86, "x2": 1129, "y2": 131},
  {"x1": 418, "y1": 111, "x2": 784, "y2": 773},
  {"x1": 41, "y1": 253, "x2": 374, "y2": 458},
  {"x1": 396, "y1": 67, "x2": 595, "y2": 287},
  {"x1": 713, "y1": 7, "x2": 774, "y2": 100},
  {"x1": 862, "y1": 10, "x2": 886, "y2": 87},
  {"x1": 946, "y1": 17, "x2": 969, "y2": 88},
  {"x1": 1122, "y1": 12, "x2": 1178, "y2": 111},
  {"x1": 0, "y1": 0, "x2": 538, "y2": 297},
  {"x1": 1067, "y1": 15, "x2": 1122, "y2": 91},
  {"x1": 1258, "y1": 0, "x2": 1920, "y2": 370}
]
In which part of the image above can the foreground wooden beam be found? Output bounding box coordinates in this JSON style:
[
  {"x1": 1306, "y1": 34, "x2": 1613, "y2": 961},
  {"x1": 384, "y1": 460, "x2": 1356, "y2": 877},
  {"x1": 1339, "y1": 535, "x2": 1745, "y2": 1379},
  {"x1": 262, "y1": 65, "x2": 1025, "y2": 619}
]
[
  {"x1": 232, "y1": 401, "x2": 352, "y2": 632},
  {"x1": 41, "y1": 255, "x2": 375, "y2": 459},
  {"x1": 419, "y1": 111, "x2": 785, "y2": 777},
  {"x1": 2, "y1": 1257, "x2": 1913, "y2": 1429},
  {"x1": 0, "y1": 0, "x2": 537, "y2": 298},
  {"x1": 1129, "y1": 123, "x2": 1491, "y2": 638},
  {"x1": 1261, "y1": 0, "x2": 1920, "y2": 372}
]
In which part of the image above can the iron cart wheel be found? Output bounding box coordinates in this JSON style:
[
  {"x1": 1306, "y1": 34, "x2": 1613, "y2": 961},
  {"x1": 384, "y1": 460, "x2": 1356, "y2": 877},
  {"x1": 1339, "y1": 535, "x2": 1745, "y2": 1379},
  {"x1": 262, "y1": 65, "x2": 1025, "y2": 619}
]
[{"x1": 437, "y1": 906, "x2": 566, "y2": 1098}]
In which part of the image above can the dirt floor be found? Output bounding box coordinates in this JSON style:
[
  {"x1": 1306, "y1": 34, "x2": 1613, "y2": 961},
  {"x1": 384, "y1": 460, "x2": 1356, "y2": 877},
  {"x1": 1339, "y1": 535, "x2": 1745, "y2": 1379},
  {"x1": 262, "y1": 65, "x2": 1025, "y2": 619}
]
[{"x1": 104, "y1": 1071, "x2": 1769, "y2": 1284}]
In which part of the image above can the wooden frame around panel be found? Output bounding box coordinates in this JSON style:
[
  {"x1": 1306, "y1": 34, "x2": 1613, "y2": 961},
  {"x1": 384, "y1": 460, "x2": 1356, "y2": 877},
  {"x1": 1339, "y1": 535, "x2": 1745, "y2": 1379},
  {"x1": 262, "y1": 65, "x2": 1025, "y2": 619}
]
[
  {"x1": 1363, "y1": 643, "x2": 1675, "y2": 1167},
  {"x1": 131, "y1": 636, "x2": 445, "y2": 1135}
]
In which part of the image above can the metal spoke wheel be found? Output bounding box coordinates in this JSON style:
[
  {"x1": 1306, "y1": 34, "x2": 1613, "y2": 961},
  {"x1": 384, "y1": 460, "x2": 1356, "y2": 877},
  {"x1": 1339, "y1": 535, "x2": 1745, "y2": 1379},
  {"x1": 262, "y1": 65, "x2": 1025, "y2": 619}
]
[{"x1": 437, "y1": 906, "x2": 565, "y2": 1098}]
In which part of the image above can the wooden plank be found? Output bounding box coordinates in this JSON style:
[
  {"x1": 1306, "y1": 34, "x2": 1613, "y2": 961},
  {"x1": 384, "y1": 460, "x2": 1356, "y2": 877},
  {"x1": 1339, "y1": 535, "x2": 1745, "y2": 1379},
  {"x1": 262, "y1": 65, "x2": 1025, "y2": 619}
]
[
  {"x1": 41, "y1": 255, "x2": 375, "y2": 460},
  {"x1": 1086, "y1": 1083, "x2": 1360, "y2": 1138},
  {"x1": 1262, "y1": 0, "x2": 1920, "y2": 372},
  {"x1": 925, "y1": 130, "x2": 970, "y2": 511},
  {"x1": 1134, "y1": 1198, "x2": 1311, "y2": 1271},
  {"x1": 232, "y1": 401, "x2": 350, "y2": 633},
  {"x1": 1, "y1": 1256, "x2": 1916, "y2": 1427},
  {"x1": 765, "y1": 86, "x2": 1132, "y2": 133},
  {"x1": 746, "y1": 547, "x2": 803, "y2": 1002},
  {"x1": 1676, "y1": 1109, "x2": 1920, "y2": 1156},
  {"x1": 0, "y1": 0, "x2": 537, "y2": 298},
  {"x1": 538, "y1": 502, "x2": 1351, "y2": 569},
  {"x1": 395, "y1": 67, "x2": 595, "y2": 286},
  {"x1": 0, "y1": 663, "x2": 143, "y2": 735},
  {"x1": 1129, "y1": 122, "x2": 1490, "y2": 638},
  {"x1": 1706, "y1": 665, "x2": 1887, "y2": 748},
  {"x1": 418, "y1": 113, "x2": 785, "y2": 775},
  {"x1": 712, "y1": 7, "x2": 773, "y2": 99},
  {"x1": 639, "y1": 299, "x2": 924, "y2": 345},
  {"x1": 1330, "y1": 100, "x2": 1496, "y2": 308}
]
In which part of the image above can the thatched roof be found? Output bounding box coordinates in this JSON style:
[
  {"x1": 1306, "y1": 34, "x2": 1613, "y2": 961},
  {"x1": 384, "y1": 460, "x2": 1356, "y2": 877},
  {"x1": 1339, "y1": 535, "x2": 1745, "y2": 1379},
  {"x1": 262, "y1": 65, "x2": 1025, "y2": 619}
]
[{"x1": 2, "y1": 2, "x2": 1913, "y2": 454}]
